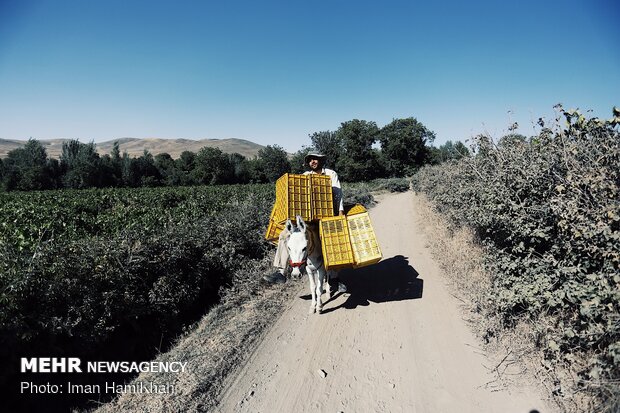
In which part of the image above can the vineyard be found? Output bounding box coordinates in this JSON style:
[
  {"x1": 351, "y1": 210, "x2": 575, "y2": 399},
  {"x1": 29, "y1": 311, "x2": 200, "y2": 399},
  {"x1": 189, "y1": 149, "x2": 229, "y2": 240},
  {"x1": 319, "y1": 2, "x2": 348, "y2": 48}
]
[
  {"x1": 0, "y1": 175, "x2": 393, "y2": 411},
  {"x1": 0, "y1": 183, "x2": 275, "y2": 410},
  {"x1": 413, "y1": 107, "x2": 620, "y2": 411}
]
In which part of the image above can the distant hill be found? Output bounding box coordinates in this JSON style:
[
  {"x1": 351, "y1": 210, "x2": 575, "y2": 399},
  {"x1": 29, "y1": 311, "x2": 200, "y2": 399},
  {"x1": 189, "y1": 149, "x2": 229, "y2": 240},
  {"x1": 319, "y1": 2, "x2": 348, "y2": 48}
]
[{"x1": 0, "y1": 137, "x2": 266, "y2": 159}]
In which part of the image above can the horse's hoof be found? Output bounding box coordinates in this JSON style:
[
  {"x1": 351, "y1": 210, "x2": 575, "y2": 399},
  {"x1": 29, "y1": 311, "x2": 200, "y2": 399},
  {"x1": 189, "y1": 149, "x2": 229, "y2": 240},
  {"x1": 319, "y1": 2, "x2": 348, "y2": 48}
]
[
  {"x1": 309, "y1": 307, "x2": 316, "y2": 314},
  {"x1": 317, "y1": 307, "x2": 323, "y2": 314}
]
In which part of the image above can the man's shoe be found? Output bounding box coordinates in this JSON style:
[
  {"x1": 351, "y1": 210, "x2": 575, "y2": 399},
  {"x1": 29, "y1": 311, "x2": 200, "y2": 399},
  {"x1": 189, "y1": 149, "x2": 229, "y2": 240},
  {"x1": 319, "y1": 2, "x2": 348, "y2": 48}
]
[{"x1": 263, "y1": 271, "x2": 287, "y2": 284}]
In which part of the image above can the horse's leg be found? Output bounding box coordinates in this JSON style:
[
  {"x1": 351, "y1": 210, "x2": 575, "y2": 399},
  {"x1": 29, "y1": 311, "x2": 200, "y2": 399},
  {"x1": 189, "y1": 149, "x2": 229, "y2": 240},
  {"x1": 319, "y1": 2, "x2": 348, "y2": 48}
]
[
  {"x1": 307, "y1": 270, "x2": 316, "y2": 314},
  {"x1": 324, "y1": 268, "x2": 331, "y2": 298},
  {"x1": 315, "y1": 270, "x2": 323, "y2": 314}
]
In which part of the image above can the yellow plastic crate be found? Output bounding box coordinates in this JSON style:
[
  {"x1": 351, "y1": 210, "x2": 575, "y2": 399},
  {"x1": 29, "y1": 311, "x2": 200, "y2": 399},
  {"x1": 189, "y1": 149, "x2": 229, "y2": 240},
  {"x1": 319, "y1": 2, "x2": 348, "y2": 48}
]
[
  {"x1": 275, "y1": 174, "x2": 312, "y2": 223},
  {"x1": 272, "y1": 173, "x2": 334, "y2": 223},
  {"x1": 345, "y1": 203, "x2": 367, "y2": 216},
  {"x1": 347, "y1": 212, "x2": 382, "y2": 268},
  {"x1": 310, "y1": 174, "x2": 334, "y2": 219},
  {"x1": 319, "y1": 216, "x2": 355, "y2": 270},
  {"x1": 264, "y1": 203, "x2": 285, "y2": 245},
  {"x1": 265, "y1": 218, "x2": 285, "y2": 245}
]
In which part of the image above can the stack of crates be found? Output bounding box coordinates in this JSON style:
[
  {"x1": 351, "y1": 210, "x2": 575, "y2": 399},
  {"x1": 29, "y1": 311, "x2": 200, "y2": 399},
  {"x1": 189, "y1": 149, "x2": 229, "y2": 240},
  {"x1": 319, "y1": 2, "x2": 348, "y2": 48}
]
[
  {"x1": 310, "y1": 174, "x2": 335, "y2": 220},
  {"x1": 265, "y1": 174, "x2": 382, "y2": 270},
  {"x1": 319, "y1": 205, "x2": 382, "y2": 270},
  {"x1": 265, "y1": 174, "x2": 334, "y2": 244}
]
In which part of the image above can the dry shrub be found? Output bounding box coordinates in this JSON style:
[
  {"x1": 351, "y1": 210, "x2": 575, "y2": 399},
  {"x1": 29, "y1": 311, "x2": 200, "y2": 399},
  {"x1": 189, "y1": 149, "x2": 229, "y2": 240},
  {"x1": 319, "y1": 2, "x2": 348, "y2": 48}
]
[
  {"x1": 414, "y1": 192, "x2": 593, "y2": 413},
  {"x1": 415, "y1": 195, "x2": 487, "y2": 306},
  {"x1": 413, "y1": 106, "x2": 620, "y2": 412}
]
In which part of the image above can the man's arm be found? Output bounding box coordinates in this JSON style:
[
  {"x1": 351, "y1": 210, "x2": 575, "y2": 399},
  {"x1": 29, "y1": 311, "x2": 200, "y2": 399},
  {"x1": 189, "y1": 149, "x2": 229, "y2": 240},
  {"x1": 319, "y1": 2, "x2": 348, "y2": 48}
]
[{"x1": 329, "y1": 170, "x2": 345, "y2": 215}]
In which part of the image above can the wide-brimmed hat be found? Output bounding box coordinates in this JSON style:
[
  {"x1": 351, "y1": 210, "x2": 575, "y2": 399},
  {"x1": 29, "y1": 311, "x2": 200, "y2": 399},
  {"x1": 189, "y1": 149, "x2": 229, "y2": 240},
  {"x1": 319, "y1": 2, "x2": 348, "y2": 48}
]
[{"x1": 304, "y1": 152, "x2": 327, "y2": 165}]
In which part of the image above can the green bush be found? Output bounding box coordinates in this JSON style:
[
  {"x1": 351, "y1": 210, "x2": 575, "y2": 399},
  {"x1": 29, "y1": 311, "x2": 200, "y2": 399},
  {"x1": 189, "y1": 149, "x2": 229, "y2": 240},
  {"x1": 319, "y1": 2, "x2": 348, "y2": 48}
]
[
  {"x1": 0, "y1": 184, "x2": 274, "y2": 399},
  {"x1": 413, "y1": 106, "x2": 620, "y2": 405},
  {"x1": 342, "y1": 182, "x2": 376, "y2": 208},
  {"x1": 342, "y1": 177, "x2": 411, "y2": 209},
  {"x1": 372, "y1": 177, "x2": 411, "y2": 192}
]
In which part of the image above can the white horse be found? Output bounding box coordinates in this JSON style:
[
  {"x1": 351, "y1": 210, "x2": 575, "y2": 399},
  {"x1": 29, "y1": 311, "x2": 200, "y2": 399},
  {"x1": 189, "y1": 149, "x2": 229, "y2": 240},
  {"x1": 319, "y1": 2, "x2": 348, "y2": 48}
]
[{"x1": 286, "y1": 215, "x2": 331, "y2": 314}]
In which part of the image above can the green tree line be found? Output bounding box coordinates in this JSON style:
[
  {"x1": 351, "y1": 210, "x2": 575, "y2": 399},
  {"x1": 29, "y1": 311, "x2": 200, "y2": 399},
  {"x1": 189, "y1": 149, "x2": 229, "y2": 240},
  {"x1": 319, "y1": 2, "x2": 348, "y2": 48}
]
[{"x1": 0, "y1": 117, "x2": 469, "y2": 191}]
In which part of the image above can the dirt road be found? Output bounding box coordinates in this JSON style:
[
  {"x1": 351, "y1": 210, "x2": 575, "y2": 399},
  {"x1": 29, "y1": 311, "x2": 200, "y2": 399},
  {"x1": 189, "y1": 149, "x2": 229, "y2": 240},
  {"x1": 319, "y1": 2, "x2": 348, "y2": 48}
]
[{"x1": 216, "y1": 191, "x2": 549, "y2": 413}]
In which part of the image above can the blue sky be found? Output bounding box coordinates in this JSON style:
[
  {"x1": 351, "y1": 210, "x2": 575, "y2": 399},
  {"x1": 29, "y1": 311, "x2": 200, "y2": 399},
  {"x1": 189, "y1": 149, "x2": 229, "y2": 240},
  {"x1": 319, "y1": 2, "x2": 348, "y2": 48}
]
[{"x1": 0, "y1": 0, "x2": 618, "y2": 152}]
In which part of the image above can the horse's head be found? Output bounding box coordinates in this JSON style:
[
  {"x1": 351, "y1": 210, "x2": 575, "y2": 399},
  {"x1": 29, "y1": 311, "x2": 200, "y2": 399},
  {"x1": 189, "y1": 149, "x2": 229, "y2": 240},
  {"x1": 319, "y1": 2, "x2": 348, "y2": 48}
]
[{"x1": 286, "y1": 215, "x2": 308, "y2": 277}]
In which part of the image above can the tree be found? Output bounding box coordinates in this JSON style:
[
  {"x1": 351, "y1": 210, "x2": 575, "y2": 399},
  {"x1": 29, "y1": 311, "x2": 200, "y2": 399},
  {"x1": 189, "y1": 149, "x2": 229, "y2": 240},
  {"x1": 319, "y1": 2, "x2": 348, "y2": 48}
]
[
  {"x1": 429, "y1": 140, "x2": 470, "y2": 164},
  {"x1": 192, "y1": 147, "x2": 235, "y2": 185},
  {"x1": 257, "y1": 145, "x2": 290, "y2": 182},
  {"x1": 98, "y1": 155, "x2": 117, "y2": 187},
  {"x1": 46, "y1": 158, "x2": 62, "y2": 189},
  {"x1": 289, "y1": 147, "x2": 313, "y2": 174},
  {"x1": 2, "y1": 138, "x2": 54, "y2": 190},
  {"x1": 60, "y1": 140, "x2": 102, "y2": 189},
  {"x1": 109, "y1": 141, "x2": 123, "y2": 185},
  {"x1": 136, "y1": 150, "x2": 162, "y2": 187},
  {"x1": 246, "y1": 158, "x2": 267, "y2": 183},
  {"x1": 121, "y1": 152, "x2": 140, "y2": 187},
  {"x1": 228, "y1": 153, "x2": 251, "y2": 183},
  {"x1": 379, "y1": 117, "x2": 435, "y2": 176},
  {"x1": 309, "y1": 131, "x2": 343, "y2": 170},
  {"x1": 155, "y1": 153, "x2": 181, "y2": 186},
  {"x1": 334, "y1": 119, "x2": 381, "y2": 181},
  {"x1": 175, "y1": 151, "x2": 197, "y2": 186},
  {"x1": 118, "y1": 151, "x2": 162, "y2": 187}
]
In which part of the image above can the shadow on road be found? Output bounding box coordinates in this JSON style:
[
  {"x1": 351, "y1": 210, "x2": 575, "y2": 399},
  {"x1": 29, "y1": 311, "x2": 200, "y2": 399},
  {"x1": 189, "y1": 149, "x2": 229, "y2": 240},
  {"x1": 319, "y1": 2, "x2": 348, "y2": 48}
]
[{"x1": 299, "y1": 255, "x2": 423, "y2": 313}]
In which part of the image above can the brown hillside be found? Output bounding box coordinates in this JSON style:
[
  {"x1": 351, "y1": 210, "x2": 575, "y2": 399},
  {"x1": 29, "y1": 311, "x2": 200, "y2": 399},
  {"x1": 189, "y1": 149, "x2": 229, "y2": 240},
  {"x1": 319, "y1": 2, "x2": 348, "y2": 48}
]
[{"x1": 0, "y1": 138, "x2": 265, "y2": 159}]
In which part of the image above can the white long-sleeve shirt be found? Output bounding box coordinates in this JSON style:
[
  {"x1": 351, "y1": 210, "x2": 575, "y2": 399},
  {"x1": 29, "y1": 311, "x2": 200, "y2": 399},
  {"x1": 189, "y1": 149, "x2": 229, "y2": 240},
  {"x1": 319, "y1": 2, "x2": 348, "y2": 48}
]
[{"x1": 303, "y1": 168, "x2": 344, "y2": 214}]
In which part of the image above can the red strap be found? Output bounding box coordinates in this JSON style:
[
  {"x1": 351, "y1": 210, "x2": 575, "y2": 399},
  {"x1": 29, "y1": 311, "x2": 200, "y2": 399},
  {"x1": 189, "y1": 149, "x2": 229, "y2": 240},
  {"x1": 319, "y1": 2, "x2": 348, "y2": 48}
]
[{"x1": 289, "y1": 259, "x2": 306, "y2": 268}]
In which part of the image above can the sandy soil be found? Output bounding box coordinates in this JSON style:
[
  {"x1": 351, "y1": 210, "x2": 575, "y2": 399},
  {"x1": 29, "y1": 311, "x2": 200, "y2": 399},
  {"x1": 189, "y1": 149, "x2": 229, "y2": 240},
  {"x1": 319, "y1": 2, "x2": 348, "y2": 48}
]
[{"x1": 215, "y1": 191, "x2": 551, "y2": 413}]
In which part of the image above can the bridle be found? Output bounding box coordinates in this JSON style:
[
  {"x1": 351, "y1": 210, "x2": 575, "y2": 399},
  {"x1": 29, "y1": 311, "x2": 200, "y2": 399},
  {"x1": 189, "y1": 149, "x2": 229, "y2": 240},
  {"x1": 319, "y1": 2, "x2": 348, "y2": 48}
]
[
  {"x1": 287, "y1": 223, "x2": 320, "y2": 270},
  {"x1": 288, "y1": 229, "x2": 310, "y2": 269},
  {"x1": 289, "y1": 258, "x2": 307, "y2": 268}
]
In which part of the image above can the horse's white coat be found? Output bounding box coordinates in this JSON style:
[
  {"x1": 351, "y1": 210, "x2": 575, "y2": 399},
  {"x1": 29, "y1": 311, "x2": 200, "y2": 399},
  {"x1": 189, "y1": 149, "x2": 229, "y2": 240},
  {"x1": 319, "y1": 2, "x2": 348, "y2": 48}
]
[{"x1": 286, "y1": 216, "x2": 331, "y2": 314}]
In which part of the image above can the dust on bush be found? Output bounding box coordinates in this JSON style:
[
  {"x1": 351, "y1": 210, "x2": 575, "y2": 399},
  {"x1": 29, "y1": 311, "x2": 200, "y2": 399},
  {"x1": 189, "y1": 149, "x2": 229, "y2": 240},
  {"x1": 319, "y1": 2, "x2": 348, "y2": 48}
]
[{"x1": 413, "y1": 106, "x2": 620, "y2": 412}]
